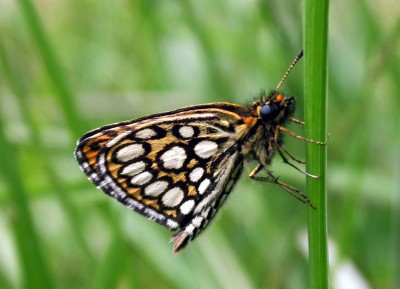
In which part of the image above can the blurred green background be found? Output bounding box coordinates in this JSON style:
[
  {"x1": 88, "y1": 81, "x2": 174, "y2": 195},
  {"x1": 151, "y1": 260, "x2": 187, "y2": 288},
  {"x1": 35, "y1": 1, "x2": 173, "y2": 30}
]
[{"x1": 0, "y1": 0, "x2": 399, "y2": 288}]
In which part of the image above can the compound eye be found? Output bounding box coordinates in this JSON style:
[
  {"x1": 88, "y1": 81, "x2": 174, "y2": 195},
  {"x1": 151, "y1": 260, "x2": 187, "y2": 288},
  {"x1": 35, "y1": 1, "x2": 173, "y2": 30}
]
[
  {"x1": 286, "y1": 98, "x2": 294, "y2": 106},
  {"x1": 260, "y1": 104, "x2": 277, "y2": 121}
]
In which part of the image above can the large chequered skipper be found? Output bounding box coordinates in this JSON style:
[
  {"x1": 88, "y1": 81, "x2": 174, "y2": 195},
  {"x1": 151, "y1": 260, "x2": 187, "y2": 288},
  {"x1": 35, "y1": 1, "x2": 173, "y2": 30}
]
[{"x1": 75, "y1": 50, "x2": 322, "y2": 253}]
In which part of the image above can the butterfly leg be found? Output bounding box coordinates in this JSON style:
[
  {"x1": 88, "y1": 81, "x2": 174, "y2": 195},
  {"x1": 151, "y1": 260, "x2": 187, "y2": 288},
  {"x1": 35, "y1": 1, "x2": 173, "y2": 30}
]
[
  {"x1": 275, "y1": 143, "x2": 318, "y2": 178},
  {"x1": 249, "y1": 166, "x2": 315, "y2": 209},
  {"x1": 288, "y1": 117, "x2": 305, "y2": 125},
  {"x1": 273, "y1": 126, "x2": 319, "y2": 178},
  {"x1": 281, "y1": 146, "x2": 305, "y2": 164},
  {"x1": 248, "y1": 163, "x2": 264, "y2": 178},
  {"x1": 273, "y1": 141, "x2": 318, "y2": 179},
  {"x1": 277, "y1": 126, "x2": 325, "y2": 145}
]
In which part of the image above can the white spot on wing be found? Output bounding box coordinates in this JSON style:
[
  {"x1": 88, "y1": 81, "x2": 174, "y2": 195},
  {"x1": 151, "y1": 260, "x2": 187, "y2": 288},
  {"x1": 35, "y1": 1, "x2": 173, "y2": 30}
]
[
  {"x1": 192, "y1": 216, "x2": 203, "y2": 228},
  {"x1": 89, "y1": 173, "x2": 98, "y2": 182},
  {"x1": 166, "y1": 219, "x2": 179, "y2": 229},
  {"x1": 198, "y1": 178, "x2": 211, "y2": 195},
  {"x1": 162, "y1": 187, "x2": 184, "y2": 207},
  {"x1": 160, "y1": 146, "x2": 187, "y2": 169},
  {"x1": 135, "y1": 128, "x2": 157, "y2": 139},
  {"x1": 185, "y1": 224, "x2": 195, "y2": 235},
  {"x1": 116, "y1": 144, "x2": 144, "y2": 162},
  {"x1": 189, "y1": 167, "x2": 204, "y2": 182},
  {"x1": 144, "y1": 207, "x2": 165, "y2": 222},
  {"x1": 179, "y1": 126, "x2": 194, "y2": 138},
  {"x1": 194, "y1": 152, "x2": 239, "y2": 214},
  {"x1": 180, "y1": 200, "x2": 195, "y2": 215},
  {"x1": 106, "y1": 131, "x2": 130, "y2": 147},
  {"x1": 120, "y1": 161, "x2": 146, "y2": 176},
  {"x1": 220, "y1": 120, "x2": 230, "y2": 127},
  {"x1": 130, "y1": 171, "x2": 152, "y2": 185},
  {"x1": 194, "y1": 141, "x2": 218, "y2": 159},
  {"x1": 144, "y1": 180, "x2": 168, "y2": 197}
]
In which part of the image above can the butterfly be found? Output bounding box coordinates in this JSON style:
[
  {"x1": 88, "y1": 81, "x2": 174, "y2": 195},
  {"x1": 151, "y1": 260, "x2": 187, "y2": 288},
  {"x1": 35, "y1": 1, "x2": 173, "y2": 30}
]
[{"x1": 74, "y1": 50, "x2": 322, "y2": 253}]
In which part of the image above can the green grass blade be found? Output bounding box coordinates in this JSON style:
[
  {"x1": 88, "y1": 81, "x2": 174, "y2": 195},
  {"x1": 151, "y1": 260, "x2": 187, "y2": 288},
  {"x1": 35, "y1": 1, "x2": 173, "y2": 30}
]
[
  {"x1": 0, "y1": 105, "x2": 55, "y2": 289},
  {"x1": 90, "y1": 234, "x2": 124, "y2": 289},
  {"x1": 304, "y1": 0, "x2": 330, "y2": 288},
  {"x1": 17, "y1": 0, "x2": 85, "y2": 140},
  {"x1": 0, "y1": 40, "x2": 96, "y2": 272}
]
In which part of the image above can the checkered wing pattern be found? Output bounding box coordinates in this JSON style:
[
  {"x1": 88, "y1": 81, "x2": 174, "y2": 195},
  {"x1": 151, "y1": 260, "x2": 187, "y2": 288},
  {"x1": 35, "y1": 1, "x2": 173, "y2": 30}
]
[
  {"x1": 75, "y1": 103, "x2": 254, "y2": 253},
  {"x1": 75, "y1": 51, "x2": 316, "y2": 254}
]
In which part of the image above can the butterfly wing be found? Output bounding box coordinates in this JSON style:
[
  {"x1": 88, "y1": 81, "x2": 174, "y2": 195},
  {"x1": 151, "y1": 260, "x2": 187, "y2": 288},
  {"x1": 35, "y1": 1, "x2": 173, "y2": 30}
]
[
  {"x1": 75, "y1": 103, "x2": 257, "y2": 250},
  {"x1": 171, "y1": 149, "x2": 244, "y2": 252}
]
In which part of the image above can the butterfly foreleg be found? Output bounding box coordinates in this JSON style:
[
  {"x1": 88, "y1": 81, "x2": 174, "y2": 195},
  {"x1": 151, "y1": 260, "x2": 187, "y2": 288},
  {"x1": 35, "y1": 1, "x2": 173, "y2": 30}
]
[
  {"x1": 288, "y1": 117, "x2": 305, "y2": 125},
  {"x1": 277, "y1": 125, "x2": 325, "y2": 145}
]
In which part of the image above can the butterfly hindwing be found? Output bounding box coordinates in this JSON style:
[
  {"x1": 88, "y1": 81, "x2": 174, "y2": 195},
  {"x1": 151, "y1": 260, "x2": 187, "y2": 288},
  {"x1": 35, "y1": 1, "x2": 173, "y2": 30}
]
[
  {"x1": 75, "y1": 103, "x2": 253, "y2": 244},
  {"x1": 171, "y1": 150, "x2": 244, "y2": 252}
]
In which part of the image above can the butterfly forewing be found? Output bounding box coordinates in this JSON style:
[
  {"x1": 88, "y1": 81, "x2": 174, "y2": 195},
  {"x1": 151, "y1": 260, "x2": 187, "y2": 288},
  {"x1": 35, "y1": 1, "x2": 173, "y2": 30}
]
[
  {"x1": 75, "y1": 103, "x2": 256, "y2": 251},
  {"x1": 75, "y1": 51, "x2": 315, "y2": 253}
]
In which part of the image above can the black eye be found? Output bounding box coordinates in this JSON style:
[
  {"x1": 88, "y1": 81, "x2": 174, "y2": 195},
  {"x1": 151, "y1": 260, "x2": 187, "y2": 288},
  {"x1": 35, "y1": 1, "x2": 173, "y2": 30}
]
[
  {"x1": 286, "y1": 98, "x2": 294, "y2": 106},
  {"x1": 260, "y1": 104, "x2": 277, "y2": 121}
]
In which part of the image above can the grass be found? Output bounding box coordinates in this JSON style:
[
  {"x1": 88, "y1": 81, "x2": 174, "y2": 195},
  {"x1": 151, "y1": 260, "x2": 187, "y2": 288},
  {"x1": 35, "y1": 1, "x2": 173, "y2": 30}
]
[
  {"x1": 0, "y1": 0, "x2": 399, "y2": 288},
  {"x1": 304, "y1": 0, "x2": 330, "y2": 288},
  {"x1": 0, "y1": 59, "x2": 54, "y2": 287},
  {"x1": 17, "y1": 0, "x2": 84, "y2": 139}
]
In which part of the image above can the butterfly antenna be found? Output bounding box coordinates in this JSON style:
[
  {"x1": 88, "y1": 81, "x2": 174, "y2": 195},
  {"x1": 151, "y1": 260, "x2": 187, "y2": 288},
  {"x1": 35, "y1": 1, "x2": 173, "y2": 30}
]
[{"x1": 274, "y1": 49, "x2": 304, "y2": 93}]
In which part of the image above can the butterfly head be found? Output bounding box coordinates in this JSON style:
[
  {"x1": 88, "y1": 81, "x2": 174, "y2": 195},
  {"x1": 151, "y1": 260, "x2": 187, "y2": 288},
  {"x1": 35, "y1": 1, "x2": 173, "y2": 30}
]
[
  {"x1": 258, "y1": 92, "x2": 295, "y2": 124},
  {"x1": 256, "y1": 49, "x2": 302, "y2": 125}
]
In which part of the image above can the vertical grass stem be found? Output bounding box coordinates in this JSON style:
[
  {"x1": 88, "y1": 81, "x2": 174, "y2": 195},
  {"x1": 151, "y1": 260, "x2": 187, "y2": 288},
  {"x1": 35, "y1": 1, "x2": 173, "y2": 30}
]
[{"x1": 304, "y1": 0, "x2": 330, "y2": 288}]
